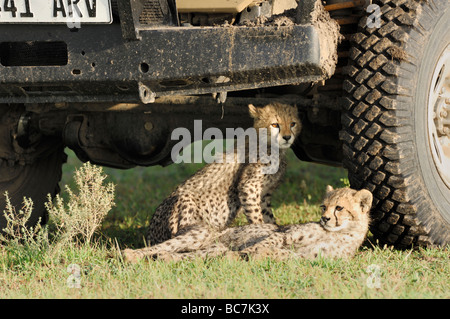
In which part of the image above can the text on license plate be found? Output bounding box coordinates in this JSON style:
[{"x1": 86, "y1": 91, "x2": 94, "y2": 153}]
[{"x1": 0, "y1": 0, "x2": 112, "y2": 23}]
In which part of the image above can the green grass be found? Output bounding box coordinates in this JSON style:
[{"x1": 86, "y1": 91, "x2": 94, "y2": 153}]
[{"x1": 0, "y1": 148, "x2": 448, "y2": 299}]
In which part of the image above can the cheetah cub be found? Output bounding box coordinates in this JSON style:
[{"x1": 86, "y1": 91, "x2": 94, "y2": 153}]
[
  {"x1": 237, "y1": 186, "x2": 373, "y2": 260},
  {"x1": 122, "y1": 186, "x2": 372, "y2": 262},
  {"x1": 122, "y1": 102, "x2": 301, "y2": 262}
]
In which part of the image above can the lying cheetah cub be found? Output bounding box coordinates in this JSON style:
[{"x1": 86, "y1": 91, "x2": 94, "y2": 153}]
[
  {"x1": 122, "y1": 186, "x2": 372, "y2": 262},
  {"x1": 237, "y1": 186, "x2": 373, "y2": 260},
  {"x1": 122, "y1": 102, "x2": 301, "y2": 262}
]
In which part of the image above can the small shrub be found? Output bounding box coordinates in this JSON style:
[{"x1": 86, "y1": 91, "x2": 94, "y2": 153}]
[
  {"x1": 0, "y1": 162, "x2": 115, "y2": 271},
  {"x1": 0, "y1": 192, "x2": 48, "y2": 248},
  {"x1": 46, "y1": 162, "x2": 115, "y2": 245},
  {"x1": 0, "y1": 193, "x2": 50, "y2": 270}
]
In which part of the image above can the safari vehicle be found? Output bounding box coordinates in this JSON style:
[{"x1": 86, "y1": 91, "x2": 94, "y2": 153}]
[{"x1": 0, "y1": 0, "x2": 448, "y2": 248}]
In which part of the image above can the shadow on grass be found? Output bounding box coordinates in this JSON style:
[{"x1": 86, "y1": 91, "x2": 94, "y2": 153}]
[
  {"x1": 95, "y1": 225, "x2": 148, "y2": 250},
  {"x1": 62, "y1": 149, "x2": 350, "y2": 249}
]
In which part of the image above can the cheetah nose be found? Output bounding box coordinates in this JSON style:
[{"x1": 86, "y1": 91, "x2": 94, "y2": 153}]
[
  {"x1": 282, "y1": 135, "x2": 291, "y2": 141},
  {"x1": 321, "y1": 216, "x2": 331, "y2": 223}
]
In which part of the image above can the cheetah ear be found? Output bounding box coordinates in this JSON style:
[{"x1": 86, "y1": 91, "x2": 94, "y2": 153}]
[
  {"x1": 355, "y1": 189, "x2": 373, "y2": 214},
  {"x1": 248, "y1": 104, "x2": 259, "y2": 118},
  {"x1": 326, "y1": 185, "x2": 334, "y2": 194}
]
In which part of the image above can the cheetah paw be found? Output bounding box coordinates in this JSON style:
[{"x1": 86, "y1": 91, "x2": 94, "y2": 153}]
[{"x1": 121, "y1": 249, "x2": 144, "y2": 263}]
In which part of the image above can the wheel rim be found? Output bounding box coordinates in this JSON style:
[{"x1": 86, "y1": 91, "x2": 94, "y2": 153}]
[{"x1": 428, "y1": 43, "x2": 450, "y2": 189}]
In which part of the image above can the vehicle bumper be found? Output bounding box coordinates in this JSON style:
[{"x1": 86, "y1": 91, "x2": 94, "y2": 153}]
[{"x1": 0, "y1": 22, "x2": 326, "y2": 103}]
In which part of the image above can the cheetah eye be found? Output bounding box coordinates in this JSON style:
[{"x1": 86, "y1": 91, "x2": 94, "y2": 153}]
[
  {"x1": 335, "y1": 206, "x2": 343, "y2": 212},
  {"x1": 320, "y1": 205, "x2": 326, "y2": 211},
  {"x1": 271, "y1": 123, "x2": 279, "y2": 128},
  {"x1": 290, "y1": 122, "x2": 296, "y2": 127}
]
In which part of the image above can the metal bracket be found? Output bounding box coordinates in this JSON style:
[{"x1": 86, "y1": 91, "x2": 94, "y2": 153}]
[
  {"x1": 139, "y1": 82, "x2": 156, "y2": 103},
  {"x1": 239, "y1": 1, "x2": 272, "y2": 24}
]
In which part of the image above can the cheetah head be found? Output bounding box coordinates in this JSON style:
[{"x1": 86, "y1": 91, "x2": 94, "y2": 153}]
[
  {"x1": 319, "y1": 186, "x2": 373, "y2": 232},
  {"x1": 248, "y1": 103, "x2": 301, "y2": 149}
]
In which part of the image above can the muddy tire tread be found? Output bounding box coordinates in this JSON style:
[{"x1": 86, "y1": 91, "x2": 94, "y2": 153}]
[{"x1": 341, "y1": 0, "x2": 450, "y2": 247}]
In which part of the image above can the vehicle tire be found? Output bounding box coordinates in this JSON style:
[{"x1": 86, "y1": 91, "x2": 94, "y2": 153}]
[
  {"x1": 0, "y1": 107, "x2": 66, "y2": 231},
  {"x1": 341, "y1": 0, "x2": 450, "y2": 247}
]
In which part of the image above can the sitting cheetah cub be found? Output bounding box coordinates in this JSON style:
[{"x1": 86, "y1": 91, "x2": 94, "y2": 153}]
[
  {"x1": 122, "y1": 186, "x2": 372, "y2": 262},
  {"x1": 122, "y1": 102, "x2": 301, "y2": 262}
]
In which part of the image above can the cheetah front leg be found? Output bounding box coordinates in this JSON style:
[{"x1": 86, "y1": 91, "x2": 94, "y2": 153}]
[
  {"x1": 261, "y1": 194, "x2": 276, "y2": 224},
  {"x1": 241, "y1": 247, "x2": 295, "y2": 261},
  {"x1": 240, "y1": 192, "x2": 276, "y2": 225},
  {"x1": 122, "y1": 226, "x2": 214, "y2": 263},
  {"x1": 239, "y1": 231, "x2": 287, "y2": 258},
  {"x1": 239, "y1": 180, "x2": 267, "y2": 225},
  {"x1": 242, "y1": 232, "x2": 284, "y2": 250},
  {"x1": 238, "y1": 172, "x2": 277, "y2": 225},
  {"x1": 155, "y1": 243, "x2": 239, "y2": 262},
  {"x1": 240, "y1": 227, "x2": 309, "y2": 261}
]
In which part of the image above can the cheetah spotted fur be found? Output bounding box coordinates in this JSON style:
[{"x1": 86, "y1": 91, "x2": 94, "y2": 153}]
[
  {"x1": 123, "y1": 186, "x2": 372, "y2": 262},
  {"x1": 122, "y1": 102, "x2": 301, "y2": 262}
]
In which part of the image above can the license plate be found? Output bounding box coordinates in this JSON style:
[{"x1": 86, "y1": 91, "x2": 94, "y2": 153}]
[{"x1": 0, "y1": 0, "x2": 112, "y2": 24}]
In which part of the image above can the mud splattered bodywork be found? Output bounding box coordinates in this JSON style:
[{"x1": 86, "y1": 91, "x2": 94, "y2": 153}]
[{"x1": 0, "y1": 0, "x2": 340, "y2": 104}]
